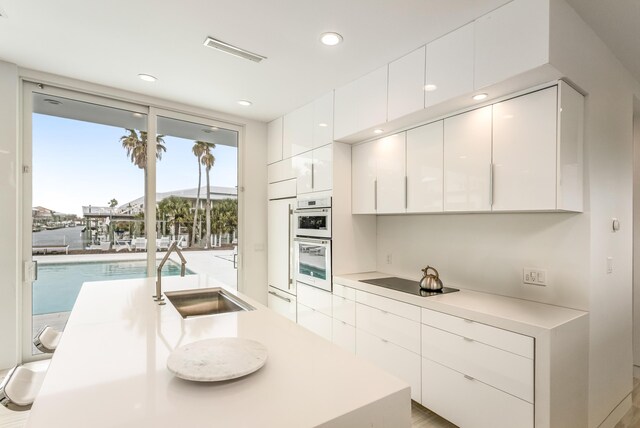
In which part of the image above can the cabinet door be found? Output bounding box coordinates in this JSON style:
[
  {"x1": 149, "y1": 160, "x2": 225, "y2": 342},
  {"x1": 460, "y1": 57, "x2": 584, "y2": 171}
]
[
  {"x1": 425, "y1": 23, "x2": 474, "y2": 107},
  {"x1": 352, "y1": 142, "x2": 377, "y2": 214},
  {"x1": 492, "y1": 86, "x2": 557, "y2": 211},
  {"x1": 474, "y1": 0, "x2": 549, "y2": 89},
  {"x1": 313, "y1": 91, "x2": 334, "y2": 149},
  {"x1": 267, "y1": 117, "x2": 283, "y2": 164},
  {"x1": 334, "y1": 80, "x2": 359, "y2": 140},
  {"x1": 312, "y1": 144, "x2": 332, "y2": 192},
  {"x1": 332, "y1": 319, "x2": 355, "y2": 353},
  {"x1": 357, "y1": 65, "x2": 389, "y2": 132},
  {"x1": 406, "y1": 121, "x2": 443, "y2": 213},
  {"x1": 375, "y1": 133, "x2": 406, "y2": 214},
  {"x1": 284, "y1": 103, "x2": 314, "y2": 157},
  {"x1": 267, "y1": 286, "x2": 296, "y2": 322},
  {"x1": 267, "y1": 199, "x2": 293, "y2": 294},
  {"x1": 292, "y1": 151, "x2": 313, "y2": 195},
  {"x1": 297, "y1": 303, "x2": 332, "y2": 341},
  {"x1": 388, "y1": 46, "x2": 426, "y2": 121},
  {"x1": 444, "y1": 106, "x2": 492, "y2": 212}
]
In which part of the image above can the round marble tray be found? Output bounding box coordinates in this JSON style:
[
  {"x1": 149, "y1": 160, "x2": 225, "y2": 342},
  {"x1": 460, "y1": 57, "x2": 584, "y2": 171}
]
[{"x1": 167, "y1": 338, "x2": 268, "y2": 382}]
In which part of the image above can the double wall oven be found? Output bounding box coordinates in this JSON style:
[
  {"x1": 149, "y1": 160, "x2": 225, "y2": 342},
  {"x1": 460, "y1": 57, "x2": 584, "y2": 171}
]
[{"x1": 293, "y1": 197, "x2": 332, "y2": 292}]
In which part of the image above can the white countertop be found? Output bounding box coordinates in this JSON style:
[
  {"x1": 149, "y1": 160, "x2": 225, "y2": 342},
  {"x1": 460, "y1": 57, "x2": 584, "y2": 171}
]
[
  {"x1": 334, "y1": 272, "x2": 588, "y2": 337},
  {"x1": 26, "y1": 275, "x2": 409, "y2": 428}
]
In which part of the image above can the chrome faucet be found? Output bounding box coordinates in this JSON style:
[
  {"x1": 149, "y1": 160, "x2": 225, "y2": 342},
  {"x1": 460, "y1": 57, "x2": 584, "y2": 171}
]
[{"x1": 154, "y1": 241, "x2": 187, "y2": 305}]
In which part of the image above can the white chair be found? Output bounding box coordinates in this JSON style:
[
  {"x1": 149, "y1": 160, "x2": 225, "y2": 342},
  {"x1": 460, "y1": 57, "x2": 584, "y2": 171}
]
[
  {"x1": 33, "y1": 326, "x2": 62, "y2": 354},
  {"x1": 133, "y1": 238, "x2": 147, "y2": 251},
  {"x1": 0, "y1": 360, "x2": 50, "y2": 411},
  {"x1": 157, "y1": 236, "x2": 171, "y2": 251}
]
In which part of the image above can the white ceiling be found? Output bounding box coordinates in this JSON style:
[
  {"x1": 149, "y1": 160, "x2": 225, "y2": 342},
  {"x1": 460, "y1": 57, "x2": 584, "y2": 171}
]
[
  {"x1": 0, "y1": 0, "x2": 511, "y2": 122},
  {"x1": 3, "y1": 1, "x2": 639, "y2": 124}
]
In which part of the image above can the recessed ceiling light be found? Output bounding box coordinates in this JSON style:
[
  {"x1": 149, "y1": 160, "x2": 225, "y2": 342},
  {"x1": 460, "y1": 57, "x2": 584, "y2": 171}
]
[
  {"x1": 318, "y1": 123, "x2": 328, "y2": 128},
  {"x1": 237, "y1": 100, "x2": 252, "y2": 106},
  {"x1": 43, "y1": 99, "x2": 62, "y2": 105},
  {"x1": 203, "y1": 37, "x2": 267, "y2": 63},
  {"x1": 472, "y1": 93, "x2": 488, "y2": 101},
  {"x1": 138, "y1": 74, "x2": 157, "y2": 82},
  {"x1": 132, "y1": 112, "x2": 143, "y2": 118},
  {"x1": 320, "y1": 32, "x2": 343, "y2": 46},
  {"x1": 373, "y1": 129, "x2": 384, "y2": 134},
  {"x1": 424, "y1": 84, "x2": 438, "y2": 92}
]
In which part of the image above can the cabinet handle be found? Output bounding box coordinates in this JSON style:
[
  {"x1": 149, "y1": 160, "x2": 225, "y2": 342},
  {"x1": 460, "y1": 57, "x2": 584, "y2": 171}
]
[
  {"x1": 288, "y1": 206, "x2": 293, "y2": 289},
  {"x1": 374, "y1": 179, "x2": 378, "y2": 211},
  {"x1": 463, "y1": 374, "x2": 475, "y2": 381},
  {"x1": 311, "y1": 162, "x2": 315, "y2": 190},
  {"x1": 462, "y1": 337, "x2": 474, "y2": 342},
  {"x1": 463, "y1": 319, "x2": 474, "y2": 324},
  {"x1": 268, "y1": 290, "x2": 291, "y2": 303},
  {"x1": 405, "y1": 176, "x2": 408, "y2": 209},
  {"x1": 381, "y1": 338, "x2": 389, "y2": 343},
  {"x1": 489, "y1": 163, "x2": 494, "y2": 207}
]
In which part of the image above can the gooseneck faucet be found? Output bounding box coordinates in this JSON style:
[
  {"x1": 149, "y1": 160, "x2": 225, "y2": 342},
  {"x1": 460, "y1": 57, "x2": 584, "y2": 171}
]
[{"x1": 154, "y1": 241, "x2": 187, "y2": 305}]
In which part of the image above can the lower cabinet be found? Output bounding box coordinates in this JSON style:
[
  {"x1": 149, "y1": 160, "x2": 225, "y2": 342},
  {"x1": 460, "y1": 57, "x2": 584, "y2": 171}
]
[
  {"x1": 422, "y1": 357, "x2": 533, "y2": 428},
  {"x1": 332, "y1": 319, "x2": 355, "y2": 353},
  {"x1": 267, "y1": 286, "x2": 296, "y2": 322},
  {"x1": 356, "y1": 329, "x2": 421, "y2": 402},
  {"x1": 297, "y1": 302, "x2": 332, "y2": 341}
]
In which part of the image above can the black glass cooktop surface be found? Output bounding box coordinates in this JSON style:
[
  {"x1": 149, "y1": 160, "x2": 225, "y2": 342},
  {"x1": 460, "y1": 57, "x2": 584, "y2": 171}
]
[{"x1": 360, "y1": 277, "x2": 459, "y2": 297}]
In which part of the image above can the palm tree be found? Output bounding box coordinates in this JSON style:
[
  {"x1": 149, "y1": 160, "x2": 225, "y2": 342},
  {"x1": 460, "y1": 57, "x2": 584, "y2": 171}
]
[
  {"x1": 108, "y1": 198, "x2": 118, "y2": 208},
  {"x1": 119, "y1": 129, "x2": 166, "y2": 169},
  {"x1": 157, "y1": 196, "x2": 192, "y2": 240},
  {"x1": 201, "y1": 147, "x2": 216, "y2": 248},
  {"x1": 192, "y1": 141, "x2": 216, "y2": 246}
]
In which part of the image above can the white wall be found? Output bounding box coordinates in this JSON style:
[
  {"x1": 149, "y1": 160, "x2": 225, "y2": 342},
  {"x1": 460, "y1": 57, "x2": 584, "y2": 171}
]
[
  {"x1": 0, "y1": 65, "x2": 268, "y2": 369},
  {"x1": 0, "y1": 61, "x2": 19, "y2": 370}
]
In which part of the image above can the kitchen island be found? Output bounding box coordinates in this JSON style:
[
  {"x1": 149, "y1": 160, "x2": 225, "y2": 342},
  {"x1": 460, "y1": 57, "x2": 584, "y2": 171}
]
[{"x1": 25, "y1": 275, "x2": 410, "y2": 428}]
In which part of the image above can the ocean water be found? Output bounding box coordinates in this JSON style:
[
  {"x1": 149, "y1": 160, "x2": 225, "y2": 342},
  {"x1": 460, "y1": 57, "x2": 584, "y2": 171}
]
[{"x1": 33, "y1": 260, "x2": 194, "y2": 315}]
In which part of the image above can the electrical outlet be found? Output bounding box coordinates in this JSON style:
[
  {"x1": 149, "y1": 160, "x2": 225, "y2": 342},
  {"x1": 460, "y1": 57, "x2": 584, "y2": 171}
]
[
  {"x1": 523, "y1": 268, "x2": 548, "y2": 286},
  {"x1": 386, "y1": 254, "x2": 392, "y2": 264},
  {"x1": 607, "y1": 257, "x2": 613, "y2": 274}
]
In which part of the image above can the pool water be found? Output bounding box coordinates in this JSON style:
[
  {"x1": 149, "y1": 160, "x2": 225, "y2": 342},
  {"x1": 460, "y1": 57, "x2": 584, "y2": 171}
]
[{"x1": 33, "y1": 260, "x2": 194, "y2": 315}]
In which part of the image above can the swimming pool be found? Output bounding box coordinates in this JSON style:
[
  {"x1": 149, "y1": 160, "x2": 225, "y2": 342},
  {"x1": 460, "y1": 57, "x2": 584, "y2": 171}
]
[{"x1": 33, "y1": 260, "x2": 195, "y2": 315}]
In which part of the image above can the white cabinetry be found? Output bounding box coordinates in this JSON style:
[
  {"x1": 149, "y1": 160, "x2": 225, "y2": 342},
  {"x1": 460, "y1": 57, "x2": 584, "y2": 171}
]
[
  {"x1": 443, "y1": 105, "x2": 493, "y2": 212},
  {"x1": 267, "y1": 198, "x2": 294, "y2": 295},
  {"x1": 332, "y1": 284, "x2": 356, "y2": 353},
  {"x1": 406, "y1": 121, "x2": 443, "y2": 212},
  {"x1": 267, "y1": 117, "x2": 283, "y2": 164},
  {"x1": 297, "y1": 282, "x2": 332, "y2": 341},
  {"x1": 352, "y1": 134, "x2": 406, "y2": 214},
  {"x1": 388, "y1": 47, "x2": 426, "y2": 121},
  {"x1": 312, "y1": 91, "x2": 334, "y2": 149},
  {"x1": 334, "y1": 66, "x2": 388, "y2": 140},
  {"x1": 292, "y1": 144, "x2": 333, "y2": 195},
  {"x1": 268, "y1": 286, "x2": 296, "y2": 322},
  {"x1": 284, "y1": 91, "x2": 335, "y2": 157},
  {"x1": 474, "y1": 0, "x2": 549, "y2": 89},
  {"x1": 425, "y1": 22, "x2": 474, "y2": 107}
]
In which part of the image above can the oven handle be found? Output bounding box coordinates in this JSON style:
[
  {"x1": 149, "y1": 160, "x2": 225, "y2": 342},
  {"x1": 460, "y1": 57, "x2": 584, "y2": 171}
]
[
  {"x1": 293, "y1": 208, "x2": 331, "y2": 214},
  {"x1": 294, "y1": 237, "x2": 330, "y2": 245}
]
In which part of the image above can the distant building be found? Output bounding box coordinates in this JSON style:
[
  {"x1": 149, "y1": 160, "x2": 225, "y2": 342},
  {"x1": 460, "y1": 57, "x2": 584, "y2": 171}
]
[{"x1": 119, "y1": 186, "x2": 237, "y2": 215}]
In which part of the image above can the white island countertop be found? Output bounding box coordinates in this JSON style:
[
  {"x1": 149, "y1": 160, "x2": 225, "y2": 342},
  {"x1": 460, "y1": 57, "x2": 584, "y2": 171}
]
[{"x1": 26, "y1": 275, "x2": 410, "y2": 428}]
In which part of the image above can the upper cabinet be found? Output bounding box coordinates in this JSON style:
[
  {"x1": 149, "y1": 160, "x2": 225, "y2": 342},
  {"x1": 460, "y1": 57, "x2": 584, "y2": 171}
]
[
  {"x1": 267, "y1": 117, "x2": 283, "y2": 165},
  {"x1": 335, "y1": 66, "x2": 388, "y2": 140},
  {"x1": 284, "y1": 91, "x2": 335, "y2": 158},
  {"x1": 425, "y1": 23, "x2": 474, "y2": 108},
  {"x1": 443, "y1": 106, "x2": 493, "y2": 212},
  {"x1": 474, "y1": 0, "x2": 549, "y2": 89},
  {"x1": 352, "y1": 141, "x2": 377, "y2": 214},
  {"x1": 406, "y1": 121, "x2": 444, "y2": 213},
  {"x1": 293, "y1": 144, "x2": 333, "y2": 195},
  {"x1": 388, "y1": 47, "x2": 426, "y2": 121}
]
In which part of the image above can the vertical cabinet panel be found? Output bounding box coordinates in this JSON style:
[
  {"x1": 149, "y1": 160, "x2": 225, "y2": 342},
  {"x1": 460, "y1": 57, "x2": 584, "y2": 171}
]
[
  {"x1": 352, "y1": 142, "x2": 377, "y2": 214},
  {"x1": 313, "y1": 91, "x2": 334, "y2": 149},
  {"x1": 492, "y1": 87, "x2": 557, "y2": 211},
  {"x1": 425, "y1": 23, "x2": 474, "y2": 107},
  {"x1": 388, "y1": 47, "x2": 426, "y2": 121},
  {"x1": 375, "y1": 134, "x2": 406, "y2": 214},
  {"x1": 284, "y1": 103, "x2": 314, "y2": 157},
  {"x1": 406, "y1": 121, "x2": 443, "y2": 213},
  {"x1": 312, "y1": 144, "x2": 333, "y2": 192},
  {"x1": 474, "y1": 0, "x2": 550, "y2": 89},
  {"x1": 444, "y1": 106, "x2": 492, "y2": 212},
  {"x1": 557, "y1": 81, "x2": 584, "y2": 212},
  {"x1": 267, "y1": 117, "x2": 283, "y2": 164},
  {"x1": 292, "y1": 151, "x2": 313, "y2": 194},
  {"x1": 267, "y1": 199, "x2": 293, "y2": 294}
]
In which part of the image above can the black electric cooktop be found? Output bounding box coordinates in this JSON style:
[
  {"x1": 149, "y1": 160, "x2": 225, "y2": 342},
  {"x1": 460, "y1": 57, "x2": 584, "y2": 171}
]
[{"x1": 360, "y1": 277, "x2": 459, "y2": 297}]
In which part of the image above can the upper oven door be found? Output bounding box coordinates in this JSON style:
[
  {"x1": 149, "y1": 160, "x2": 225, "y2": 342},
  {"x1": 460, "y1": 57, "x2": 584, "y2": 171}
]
[
  {"x1": 293, "y1": 208, "x2": 331, "y2": 238},
  {"x1": 293, "y1": 237, "x2": 332, "y2": 292}
]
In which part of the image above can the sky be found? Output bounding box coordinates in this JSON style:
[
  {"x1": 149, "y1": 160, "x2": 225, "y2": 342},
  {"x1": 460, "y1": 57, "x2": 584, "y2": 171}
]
[{"x1": 33, "y1": 113, "x2": 238, "y2": 216}]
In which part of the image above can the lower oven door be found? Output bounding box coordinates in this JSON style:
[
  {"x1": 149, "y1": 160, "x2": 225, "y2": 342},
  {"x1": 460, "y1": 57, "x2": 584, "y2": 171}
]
[{"x1": 293, "y1": 237, "x2": 332, "y2": 292}]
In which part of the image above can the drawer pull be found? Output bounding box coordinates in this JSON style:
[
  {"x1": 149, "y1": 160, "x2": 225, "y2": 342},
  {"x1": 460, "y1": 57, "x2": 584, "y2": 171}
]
[
  {"x1": 268, "y1": 291, "x2": 291, "y2": 303},
  {"x1": 463, "y1": 374, "x2": 475, "y2": 381},
  {"x1": 381, "y1": 338, "x2": 389, "y2": 343},
  {"x1": 463, "y1": 337, "x2": 474, "y2": 342},
  {"x1": 381, "y1": 310, "x2": 388, "y2": 315},
  {"x1": 463, "y1": 319, "x2": 474, "y2": 324}
]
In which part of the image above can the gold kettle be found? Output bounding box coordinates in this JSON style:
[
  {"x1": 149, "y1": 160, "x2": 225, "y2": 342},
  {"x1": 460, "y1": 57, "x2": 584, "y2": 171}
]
[{"x1": 419, "y1": 266, "x2": 443, "y2": 291}]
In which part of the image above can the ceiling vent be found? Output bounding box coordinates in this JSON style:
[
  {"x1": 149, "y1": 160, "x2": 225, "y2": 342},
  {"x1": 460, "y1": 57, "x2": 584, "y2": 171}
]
[
  {"x1": 203, "y1": 37, "x2": 266, "y2": 63},
  {"x1": 0, "y1": 8, "x2": 6, "y2": 18}
]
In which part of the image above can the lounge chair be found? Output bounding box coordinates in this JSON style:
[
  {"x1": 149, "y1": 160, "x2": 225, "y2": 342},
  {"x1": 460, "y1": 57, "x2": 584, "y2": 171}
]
[
  {"x1": 87, "y1": 241, "x2": 111, "y2": 251},
  {"x1": 157, "y1": 236, "x2": 171, "y2": 251},
  {"x1": 133, "y1": 238, "x2": 147, "y2": 251},
  {"x1": 114, "y1": 240, "x2": 131, "y2": 252}
]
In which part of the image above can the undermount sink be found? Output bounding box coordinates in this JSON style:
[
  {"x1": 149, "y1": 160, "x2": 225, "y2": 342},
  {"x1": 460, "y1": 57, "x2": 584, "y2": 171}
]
[{"x1": 164, "y1": 288, "x2": 255, "y2": 319}]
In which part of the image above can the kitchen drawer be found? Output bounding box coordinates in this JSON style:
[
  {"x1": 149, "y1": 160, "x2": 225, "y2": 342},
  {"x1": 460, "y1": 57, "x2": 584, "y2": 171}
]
[
  {"x1": 332, "y1": 283, "x2": 356, "y2": 300},
  {"x1": 421, "y1": 308, "x2": 533, "y2": 359},
  {"x1": 297, "y1": 302, "x2": 332, "y2": 341},
  {"x1": 422, "y1": 324, "x2": 533, "y2": 403},
  {"x1": 422, "y1": 357, "x2": 533, "y2": 428},
  {"x1": 355, "y1": 290, "x2": 420, "y2": 322},
  {"x1": 267, "y1": 286, "x2": 296, "y2": 322},
  {"x1": 332, "y1": 319, "x2": 355, "y2": 353},
  {"x1": 267, "y1": 158, "x2": 295, "y2": 183},
  {"x1": 357, "y1": 303, "x2": 420, "y2": 354},
  {"x1": 332, "y1": 294, "x2": 356, "y2": 326},
  {"x1": 357, "y1": 329, "x2": 421, "y2": 402},
  {"x1": 297, "y1": 282, "x2": 332, "y2": 317},
  {"x1": 268, "y1": 179, "x2": 296, "y2": 200}
]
